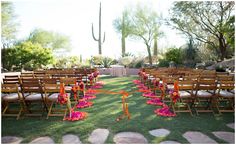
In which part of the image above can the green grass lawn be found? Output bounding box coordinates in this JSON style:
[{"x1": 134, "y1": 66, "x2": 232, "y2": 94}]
[{"x1": 2, "y1": 76, "x2": 234, "y2": 143}]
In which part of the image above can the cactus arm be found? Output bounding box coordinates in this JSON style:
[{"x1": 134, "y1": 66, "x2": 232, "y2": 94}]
[{"x1": 92, "y1": 23, "x2": 99, "y2": 41}]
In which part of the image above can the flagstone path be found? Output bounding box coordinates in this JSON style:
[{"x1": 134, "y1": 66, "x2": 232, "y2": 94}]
[
  {"x1": 88, "y1": 128, "x2": 109, "y2": 144},
  {"x1": 212, "y1": 131, "x2": 235, "y2": 144},
  {"x1": 149, "y1": 128, "x2": 170, "y2": 137},
  {"x1": 29, "y1": 136, "x2": 55, "y2": 144},
  {"x1": 226, "y1": 123, "x2": 234, "y2": 129},
  {"x1": 183, "y1": 131, "x2": 217, "y2": 144},
  {"x1": 1, "y1": 136, "x2": 23, "y2": 144},
  {"x1": 113, "y1": 132, "x2": 148, "y2": 144},
  {"x1": 62, "y1": 134, "x2": 81, "y2": 144},
  {"x1": 2, "y1": 126, "x2": 235, "y2": 144}
]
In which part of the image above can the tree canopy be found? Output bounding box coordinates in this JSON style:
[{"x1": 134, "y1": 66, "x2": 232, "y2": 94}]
[
  {"x1": 28, "y1": 28, "x2": 72, "y2": 50},
  {"x1": 169, "y1": 1, "x2": 235, "y2": 61},
  {"x1": 1, "y1": 2, "x2": 18, "y2": 48},
  {"x1": 129, "y1": 4, "x2": 162, "y2": 65}
]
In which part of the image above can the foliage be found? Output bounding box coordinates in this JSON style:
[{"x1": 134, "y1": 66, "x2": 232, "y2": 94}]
[
  {"x1": 165, "y1": 48, "x2": 183, "y2": 64},
  {"x1": 53, "y1": 56, "x2": 81, "y2": 68},
  {"x1": 2, "y1": 41, "x2": 54, "y2": 71},
  {"x1": 1, "y1": 47, "x2": 18, "y2": 71},
  {"x1": 101, "y1": 56, "x2": 116, "y2": 68},
  {"x1": 28, "y1": 28, "x2": 71, "y2": 50},
  {"x1": 119, "y1": 56, "x2": 133, "y2": 67},
  {"x1": 129, "y1": 3, "x2": 162, "y2": 65},
  {"x1": 169, "y1": 1, "x2": 235, "y2": 60},
  {"x1": 91, "y1": 55, "x2": 116, "y2": 68},
  {"x1": 158, "y1": 58, "x2": 169, "y2": 67},
  {"x1": 1, "y1": 2, "x2": 18, "y2": 48}
]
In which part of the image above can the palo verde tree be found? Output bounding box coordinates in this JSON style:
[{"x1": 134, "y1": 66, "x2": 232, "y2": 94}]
[
  {"x1": 113, "y1": 8, "x2": 133, "y2": 57},
  {"x1": 169, "y1": 1, "x2": 235, "y2": 61},
  {"x1": 28, "y1": 28, "x2": 71, "y2": 50},
  {"x1": 1, "y1": 2, "x2": 18, "y2": 48},
  {"x1": 129, "y1": 4, "x2": 161, "y2": 65}
]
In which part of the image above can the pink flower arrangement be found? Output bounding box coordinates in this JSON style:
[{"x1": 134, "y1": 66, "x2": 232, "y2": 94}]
[
  {"x1": 146, "y1": 98, "x2": 163, "y2": 106},
  {"x1": 138, "y1": 89, "x2": 152, "y2": 93},
  {"x1": 154, "y1": 105, "x2": 176, "y2": 117},
  {"x1": 76, "y1": 99, "x2": 93, "y2": 108},
  {"x1": 88, "y1": 75, "x2": 94, "y2": 81},
  {"x1": 64, "y1": 109, "x2": 87, "y2": 121},
  {"x1": 57, "y1": 93, "x2": 68, "y2": 105},
  {"x1": 95, "y1": 81, "x2": 105, "y2": 86},
  {"x1": 152, "y1": 79, "x2": 159, "y2": 87},
  {"x1": 93, "y1": 71, "x2": 99, "y2": 78},
  {"x1": 169, "y1": 89, "x2": 180, "y2": 104},
  {"x1": 142, "y1": 92, "x2": 157, "y2": 98},
  {"x1": 133, "y1": 80, "x2": 141, "y2": 84},
  {"x1": 86, "y1": 89, "x2": 97, "y2": 94},
  {"x1": 83, "y1": 95, "x2": 96, "y2": 100}
]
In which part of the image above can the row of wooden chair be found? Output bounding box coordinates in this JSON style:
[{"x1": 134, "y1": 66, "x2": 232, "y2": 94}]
[
  {"x1": 140, "y1": 68, "x2": 235, "y2": 115},
  {"x1": 2, "y1": 77, "x2": 85, "y2": 120}
]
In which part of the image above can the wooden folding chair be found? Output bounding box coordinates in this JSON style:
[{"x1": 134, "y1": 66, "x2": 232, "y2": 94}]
[
  {"x1": 171, "y1": 80, "x2": 195, "y2": 116},
  {"x1": 2, "y1": 84, "x2": 24, "y2": 119},
  {"x1": 216, "y1": 80, "x2": 235, "y2": 113},
  {"x1": 43, "y1": 83, "x2": 69, "y2": 119},
  {"x1": 21, "y1": 78, "x2": 47, "y2": 117},
  {"x1": 193, "y1": 79, "x2": 217, "y2": 115}
]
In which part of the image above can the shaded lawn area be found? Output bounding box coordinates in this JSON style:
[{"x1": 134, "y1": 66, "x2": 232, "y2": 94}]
[{"x1": 2, "y1": 76, "x2": 234, "y2": 143}]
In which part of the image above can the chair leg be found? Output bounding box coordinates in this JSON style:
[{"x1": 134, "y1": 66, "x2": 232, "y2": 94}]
[
  {"x1": 2, "y1": 103, "x2": 9, "y2": 114},
  {"x1": 47, "y1": 102, "x2": 53, "y2": 119}
]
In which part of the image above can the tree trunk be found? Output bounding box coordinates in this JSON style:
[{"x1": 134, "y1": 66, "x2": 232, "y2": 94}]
[
  {"x1": 218, "y1": 33, "x2": 227, "y2": 61},
  {"x1": 147, "y1": 45, "x2": 153, "y2": 65},
  {"x1": 121, "y1": 36, "x2": 125, "y2": 57},
  {"x1": 153, "y1": 37, "x2": 158, "y2": 56}
]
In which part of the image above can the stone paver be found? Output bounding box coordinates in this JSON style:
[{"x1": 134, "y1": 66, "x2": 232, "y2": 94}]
[
  {"x1": 29, "y1": 136, "x2": 54, "y2": 144},
  {"x1": 62, "y1": 134, "x2": 81, "y2": 144},
  {"x1": 212, "y1": 131, "x2": 235, "y2": 144},
  {"x1": 149, "y1": 128, "x2": 170, "y2": 137},
  {"x1": 2, "y1": 136, "x2": 23, "y2": 144},
  {"x1": 160, "y1": 141, "x2": 180, "y2": 144},
  {"x1": 183, "y1": 131, "x2": 217, "y2": 144},
  {"x1": 88, "y1": 128, "x2": 109, "y2": 144},
  {"x1": 113, "y1": 132, "x2": 148, "y2": 144},
  {"x1": 226, "y1": 123, "x2": 235, "y2": 129}
]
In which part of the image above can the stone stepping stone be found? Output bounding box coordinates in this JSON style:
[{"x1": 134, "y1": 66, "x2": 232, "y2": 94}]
[
  {"x1": 226, "y1": 123, "x2": 234, "y2": 129},
  {"x1": 29, "y1": 136, "x2": 54, "y2": 144},
  {"x1": 149, "y1": 128, "x2": 170, "y2": 137},
  {"x1": 88, "y1": 128, "x2": 109, "y2": 144},
  {"x1": 62, "y1": 134, "x2": 81, "y2": 144},
  {"x1": 160, "y1": 141, "x2": 180, "y2": 144},
  {"x1": 183, "y1": 131, "x2": 217, "y2": 144},
  {"x1": 212, "y1": 131, "x2": 235, "y2": 144},
  {"x1": 2, "y1": 136, "x2": 23, "y2": 144},
  {"x1": 113, "y1": 132, "x2": 148, "y2": 144}
]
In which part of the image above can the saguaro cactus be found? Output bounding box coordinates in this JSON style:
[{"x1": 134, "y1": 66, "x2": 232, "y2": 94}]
[{"x1": 92, "y1": 2, "x2": 105, "y2": 55}]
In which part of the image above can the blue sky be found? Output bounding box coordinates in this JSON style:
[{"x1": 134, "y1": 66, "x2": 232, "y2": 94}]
[{"x1": 12, "y1": 0, "x2": 186, "y2": 59}]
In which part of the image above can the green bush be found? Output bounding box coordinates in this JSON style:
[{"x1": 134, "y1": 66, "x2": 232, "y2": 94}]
[{"x1": 158, "y1": 58, "x2": 169, "y2": 67}]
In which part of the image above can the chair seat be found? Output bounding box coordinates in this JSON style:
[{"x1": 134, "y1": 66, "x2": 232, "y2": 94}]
[
  {"x1": 65, "y1": 86, "x2": 72, "y2": 91},
  {"x1": 193, "y1": 90, "x2": 213, "y2": 97},
  {"x1": 219, "y1": 90, "x2": 234, "y2": 98},
  {"x1": 1, "y1": 93, "x2": 8, "y2": 98},
  {"x1": 167, "y1": 85, "x2": 174, "y2": 90},
  {"x1": 179, "y1": 91, "x2": 192, "y2": 98},
  {"x1": 48, "y1": 93, "x2": 71, "y2": 101},
  {"x1": 3, "y1": 93, "x2": 20, "y2": 101},
  {"x1": 25, "y1": 93, "x2": 43, "y2": 101}
]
